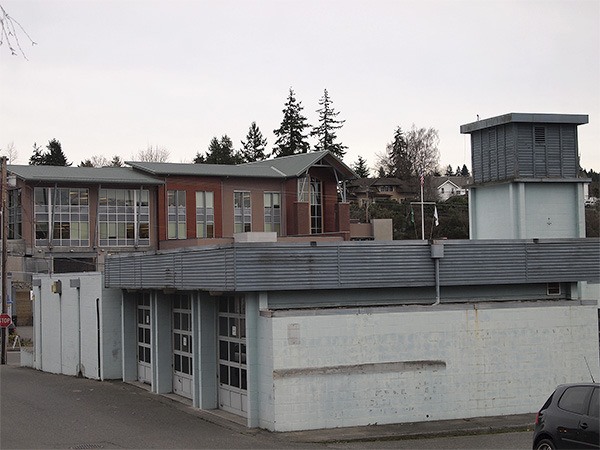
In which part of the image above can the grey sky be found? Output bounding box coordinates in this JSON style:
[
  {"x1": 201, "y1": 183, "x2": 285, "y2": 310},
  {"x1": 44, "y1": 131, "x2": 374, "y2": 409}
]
[{"x1": 1, "y1": 0, "x2": 598, "y2": 172}]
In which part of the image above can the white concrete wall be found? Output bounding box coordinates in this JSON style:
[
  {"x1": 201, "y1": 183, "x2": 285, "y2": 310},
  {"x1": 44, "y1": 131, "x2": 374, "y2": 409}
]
[
  {"x1": 32, "y1": 273, "x2": 122, "y2": 380},
  {"x1": 470, "y1": 182, "x2": 585, "y2": 239},
  {"x1": 262, "y1": 302, "x2": 599, "y2": 431}
]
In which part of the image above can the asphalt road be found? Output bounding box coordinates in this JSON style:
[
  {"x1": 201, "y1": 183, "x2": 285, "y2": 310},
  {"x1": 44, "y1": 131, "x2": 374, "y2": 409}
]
[
  {"x1": 1, "y1": 364, "x2": 533, "y2": 449},
  {"x1": 0, "y1": 365, "x2": 295, "y2": 449}
]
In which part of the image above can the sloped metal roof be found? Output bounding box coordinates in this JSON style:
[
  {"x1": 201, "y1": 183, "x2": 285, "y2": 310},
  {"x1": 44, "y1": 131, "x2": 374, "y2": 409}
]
[
  {"x1": 8, "y1": 165, "x2": 164, "y2": 185},
  {"x1": 126, "y1": 151, "x2": 357, "y2": 180},
  {"x1": 125, "y1": 161, "x2": 283, "y2": 178}
]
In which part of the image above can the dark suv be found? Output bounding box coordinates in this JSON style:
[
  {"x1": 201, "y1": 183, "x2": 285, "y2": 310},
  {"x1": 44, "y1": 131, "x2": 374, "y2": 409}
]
[{"x1": 533, "y1": 383, "x2": 599, "y2": 449}]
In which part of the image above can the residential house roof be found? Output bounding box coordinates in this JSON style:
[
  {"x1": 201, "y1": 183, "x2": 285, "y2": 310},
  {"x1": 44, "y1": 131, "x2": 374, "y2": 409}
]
[
  {"x1": 126, "y1": 151, "x2": 357, "y2": 180},
  {"x1": 7, "y1": 165, "x2": 165, "y2": 185},
  {"x1": 433, "y1": 176, "x2": 472, "y2": 190}
]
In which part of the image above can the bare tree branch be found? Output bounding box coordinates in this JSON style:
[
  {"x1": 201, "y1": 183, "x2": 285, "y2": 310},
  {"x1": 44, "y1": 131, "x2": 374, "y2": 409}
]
[
  {"x1": 1, "y1": 141, "x2": 18, "y2": 163},
  {"x1": 0, "y1": 4, "x2": 36, "y2": 59},
  {"x1": 134, "y1": 145, "x2": 170, "y2": 162}
]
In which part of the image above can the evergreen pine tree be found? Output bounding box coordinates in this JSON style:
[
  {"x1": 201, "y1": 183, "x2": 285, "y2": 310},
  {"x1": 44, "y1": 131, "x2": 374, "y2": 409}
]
[
  {"x1": 445, "y1": 164, "x2": 454, "y2": 176},
  {"x1": 389, "y1": 127, "x2": 411, "y2": 179},
  {"x1": 110, "y1": 156, "x2": 123, "y2": 167},
  {"x1": 240, "y1": 122, "x2": 267, "y2": 162},
  {"x1": 45, "y1": 139, "x2": 70, "y2": 166},
  {"x1": 201, "y1": 135, "x2": 241, "y2": 165},
  {"x1": 29, "y1": 139, "x2": 70, "y2": 166},
  {"x1": 455, "y1": 166, "x2": 461, "y2": 176},
  {"x1": 311, "y1": 89, "x2": 347, "y2": 158},
  {"x1": 272, "y1": 88, "x2": 310, "y2": 157},
  {"x1": 28, "y1": 143, "x2": 45, "y2": 165},
  {"x1": 352, "y1": 155, "x2": 370, "y2": 178},
  {"x1": 460, "y1": 164, "x2": 470, "y2": 177}
]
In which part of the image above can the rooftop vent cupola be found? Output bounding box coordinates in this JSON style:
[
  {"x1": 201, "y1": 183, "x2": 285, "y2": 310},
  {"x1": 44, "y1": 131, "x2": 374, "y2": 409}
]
[{"x1": 460, "y1": 113, "x2": 589, "y2": 239}]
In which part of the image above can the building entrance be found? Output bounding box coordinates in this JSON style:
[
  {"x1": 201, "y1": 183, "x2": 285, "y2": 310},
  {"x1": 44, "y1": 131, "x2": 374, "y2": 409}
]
[
  {"x1": 172, "y1": 294, "x2": 193, "y2": 399},
  {"x1": 218, "y1": 296, "x2": 248, "y2": 417}
]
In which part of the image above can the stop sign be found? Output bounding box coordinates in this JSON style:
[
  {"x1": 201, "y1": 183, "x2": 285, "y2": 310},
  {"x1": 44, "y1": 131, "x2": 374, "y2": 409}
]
[{"x1": 0, "y1": 313, "x2": 12, "y2": 328}]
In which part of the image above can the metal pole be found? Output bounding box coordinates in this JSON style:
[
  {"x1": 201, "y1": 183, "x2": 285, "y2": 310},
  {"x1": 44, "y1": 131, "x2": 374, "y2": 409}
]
[
  {"x1": 420, "y1": 177, "x2": 425, "y2": 240},
  {"x1": 1, "y1": 157, "x2": 8, "y2": 364}
]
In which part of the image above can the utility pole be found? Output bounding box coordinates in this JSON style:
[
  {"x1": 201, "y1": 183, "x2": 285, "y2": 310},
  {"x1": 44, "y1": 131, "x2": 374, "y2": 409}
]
[{"x1": 1, "y1": 156, "x2": 8, "y2": 365}]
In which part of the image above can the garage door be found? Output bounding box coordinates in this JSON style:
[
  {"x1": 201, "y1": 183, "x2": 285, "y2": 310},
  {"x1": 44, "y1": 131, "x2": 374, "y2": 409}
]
[
  {"x1": 137, "y1": 294, "x2": 152, "y2": 384},
  {"x1": 172, "y1": 294, "x2": 193, "y2": 399},
  {"x1": 218, "y1": 296, "x2": 247, "y2": 417}
]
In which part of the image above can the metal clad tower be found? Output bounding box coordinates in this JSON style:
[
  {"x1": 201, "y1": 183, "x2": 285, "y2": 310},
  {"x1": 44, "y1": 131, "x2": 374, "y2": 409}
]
[{"x1": 460, "y1": 113, "x2": 589, "y2": 239}]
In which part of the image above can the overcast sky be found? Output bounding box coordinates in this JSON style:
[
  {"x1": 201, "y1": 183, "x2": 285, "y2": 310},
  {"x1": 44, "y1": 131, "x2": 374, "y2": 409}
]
[{"x1": 1, "y1": 0, "x2": 599, "y2": 173}]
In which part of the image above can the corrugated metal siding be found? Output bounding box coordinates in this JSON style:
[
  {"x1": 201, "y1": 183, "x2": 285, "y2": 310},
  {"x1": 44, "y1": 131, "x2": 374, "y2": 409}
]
[
  {"x1": 517, "y1": 124, "x2": 534, "y2": 177},
  {"x1": 506, "y1": 124, "x2": 515, "y2": 178},
  {"x1": 560, "y1": 125, "x2": 578, "y2": 177},
  {"x1": 472, "y1": 131, "x2": 483, "y2": 184},
  {"x1": 105, "y1": 239, "x2": 600, "y2": 292},
  {"x1": 440, "y1": 241, "x2": 527, "y2": 285},
  {"x1": 469, "y1": 123, "x2": 581, "y2": 182},
  {"x1": 497, "y1": 124, "x2": 506, "y2": 180}
]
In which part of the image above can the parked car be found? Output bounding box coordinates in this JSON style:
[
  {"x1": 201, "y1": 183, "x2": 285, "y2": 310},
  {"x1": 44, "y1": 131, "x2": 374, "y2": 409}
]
[{"x1": 533, "y1": 383, "x2": 599, "y2": 449}]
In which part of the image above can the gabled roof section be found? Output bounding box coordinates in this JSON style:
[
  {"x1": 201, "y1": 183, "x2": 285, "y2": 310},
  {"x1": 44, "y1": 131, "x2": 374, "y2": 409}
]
[
  {"x1": 8, "y1": 165, "x2": 164, "y2": 185},
  {"x1": 460, "y1": 112, "x2": 589, "y2": 134},
  {"x1": 433, "y1": 176, "x2": 472, "y2": 189},
  {"x1": 126, "y1": 151, "x2": 357, "y2": 180},
  {"x1": 243, "y1": 151, "x2": 357, "y2": 179}
]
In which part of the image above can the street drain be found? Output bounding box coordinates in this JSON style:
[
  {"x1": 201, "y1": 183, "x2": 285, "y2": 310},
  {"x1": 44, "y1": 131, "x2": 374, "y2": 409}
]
[{"x1": 69, "y1": 444, "x2": 107, "y2": 449}]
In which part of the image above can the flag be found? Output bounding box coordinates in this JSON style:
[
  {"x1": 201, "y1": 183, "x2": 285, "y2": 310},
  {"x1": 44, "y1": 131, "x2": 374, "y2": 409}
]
[{"x1": 433, "y1": 206, "x2": 439, "y2": 226}]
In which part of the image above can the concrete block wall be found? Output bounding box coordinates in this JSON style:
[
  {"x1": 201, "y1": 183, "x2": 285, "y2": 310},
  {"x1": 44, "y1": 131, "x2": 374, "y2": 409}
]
[
  {"x1": 262, "y1": 302, "x2": 599, "y2": 431},
  {"x1": 256, "y1": 313, "x2": 275, "y2": 430}
]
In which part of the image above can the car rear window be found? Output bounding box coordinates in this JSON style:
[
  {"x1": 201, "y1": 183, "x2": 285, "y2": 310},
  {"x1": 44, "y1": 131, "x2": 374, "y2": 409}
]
[
  {"x1": 588, "y1": 388, "x2": 598, "y2": 418},
  {"x1": 558, "y1": 386, "x2": 591, "y2": 414}
]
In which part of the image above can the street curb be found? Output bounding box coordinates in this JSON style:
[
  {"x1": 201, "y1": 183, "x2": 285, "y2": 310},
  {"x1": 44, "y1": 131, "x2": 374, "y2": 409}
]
[{"x1": 285, "y1": 424, "x2": 534, "y2": 444}]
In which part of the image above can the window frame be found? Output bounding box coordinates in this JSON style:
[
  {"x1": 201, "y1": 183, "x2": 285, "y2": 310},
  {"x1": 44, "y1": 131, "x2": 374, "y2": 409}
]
[
  {"x1": 34, "y1": 187, "x2": 90, "y2": 247},
  {"x1": 98, "y1": 188, "x2": 150, "y2": 247},
  {"x1": 195, "y1": 191, "x2": 215, "y2": 238},
  {"x1": 263, "y1": 192, "x2": 281, "y2": 234},
  {"x1": 167, "y1": 190, "x2": 187, "y2": 240},
  {"x1": 234, "y1": 191, "x2": 251, "y2": 233}
]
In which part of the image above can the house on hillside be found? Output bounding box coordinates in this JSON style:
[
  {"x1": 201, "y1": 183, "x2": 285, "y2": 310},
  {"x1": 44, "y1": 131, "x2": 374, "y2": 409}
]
[
  {"x1": 347, "y1": 177, "x2": 418, "y2": 206},
  {"x1": 433, "y1": 176, "x2": 471, "y2": 201}
]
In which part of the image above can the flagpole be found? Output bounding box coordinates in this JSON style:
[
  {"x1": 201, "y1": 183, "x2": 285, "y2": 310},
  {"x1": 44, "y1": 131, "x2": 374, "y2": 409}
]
[{"x1": 420, "y1": 174, "x2": 425, "y2": 240}]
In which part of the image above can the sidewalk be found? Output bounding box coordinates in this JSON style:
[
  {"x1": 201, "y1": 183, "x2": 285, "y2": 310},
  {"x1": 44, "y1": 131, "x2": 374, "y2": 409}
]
[{"x1": 279, "y1": 413, "x2": 534, "y2": 443}]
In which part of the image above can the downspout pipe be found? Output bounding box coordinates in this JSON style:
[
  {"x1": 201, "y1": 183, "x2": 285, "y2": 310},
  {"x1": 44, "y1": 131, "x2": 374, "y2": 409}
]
[{"x1": 430, "y1": 241, "x2": 444, "y2": 306}]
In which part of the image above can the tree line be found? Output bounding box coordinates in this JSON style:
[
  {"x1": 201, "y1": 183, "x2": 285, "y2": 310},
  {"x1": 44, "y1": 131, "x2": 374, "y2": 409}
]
[{"x1": 3, "y1": 86, "x2": 458, "y2": 176}]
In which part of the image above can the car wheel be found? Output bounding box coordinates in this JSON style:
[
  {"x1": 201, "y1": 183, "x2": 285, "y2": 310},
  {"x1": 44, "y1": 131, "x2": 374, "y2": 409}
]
[{"x1": 535, "y1": 439, "x2": 555, "y2": 450}]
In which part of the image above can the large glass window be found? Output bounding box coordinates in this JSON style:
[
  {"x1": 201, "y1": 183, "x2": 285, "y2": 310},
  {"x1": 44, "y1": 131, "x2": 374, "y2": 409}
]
[
  {"x1": 297, "y1": 176, "x2": 323, "y2": 234},
  {"x1": 310, "y1": 178, "x2": 323, "y2": 234},
  {"x1": 7, "y1": 189, "x2": 22, "y2": 239},
  {"x1": 99, "y1": 189, "x2": 150, "y2": 246},
  {"x1": 196, "y1": 191, "x2": 214, "y2": 238},
  {"x1": 34, "y1": 187, "x2": 89, "y2": 246},
  {"x1": 263, "y1": 192, "x2": 281, "y2": 234},
  {"x1": 234, "y1": 191, "x2": 251, "y2": 233},
  {"x1": 168, "y1": 190, "x2": 187, "y2": 239}
]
